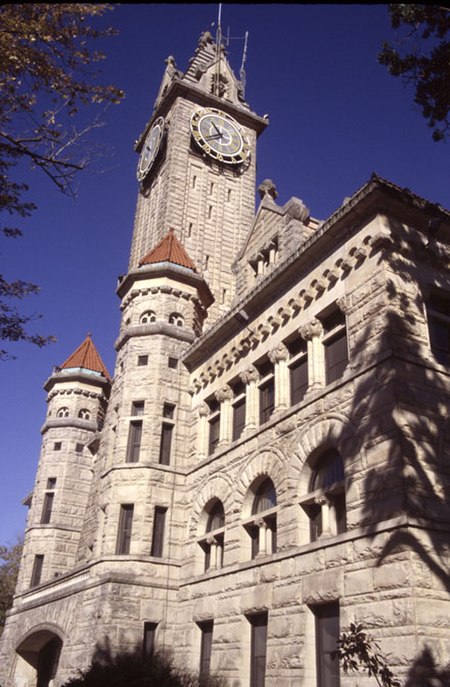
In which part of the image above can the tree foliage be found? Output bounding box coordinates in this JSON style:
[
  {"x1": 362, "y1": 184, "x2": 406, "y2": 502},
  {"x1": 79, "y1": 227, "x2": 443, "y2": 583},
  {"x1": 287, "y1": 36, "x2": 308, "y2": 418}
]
[
  {"x1": 61, "y1": 648, "x2": 225, "y2": 687},
  {"x1": 0, "y1": 4, "x2": 123, "y2": 359},
  {"x1": 0, "y1": 537, "x2": 23, "y2": 637},
  {"x1": 334, "y1": 623, "x2": 400, "y2": 687},
  {"x1": 379, "y1": 4, "x2": 450, "y2": 142}
]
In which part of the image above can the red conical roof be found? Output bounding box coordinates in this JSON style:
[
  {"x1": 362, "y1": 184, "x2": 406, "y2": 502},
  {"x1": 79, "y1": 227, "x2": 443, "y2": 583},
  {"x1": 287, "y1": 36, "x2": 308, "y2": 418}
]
[
  {"x1": 139, "y1": 228, "x2": 196, "y2": 271},
  {"x1": 60, "y1": 334, "x2": 111, "y2": 380}
]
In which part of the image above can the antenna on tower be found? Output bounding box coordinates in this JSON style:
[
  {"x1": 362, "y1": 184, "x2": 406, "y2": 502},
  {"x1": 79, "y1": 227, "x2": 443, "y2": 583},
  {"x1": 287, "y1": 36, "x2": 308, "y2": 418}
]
[
  {"x1": 214, "y1": 3, "x2": 223, "y2": 98},
  {"x1": 240, "y1": 31, "x2": 249, "y2": 99}
]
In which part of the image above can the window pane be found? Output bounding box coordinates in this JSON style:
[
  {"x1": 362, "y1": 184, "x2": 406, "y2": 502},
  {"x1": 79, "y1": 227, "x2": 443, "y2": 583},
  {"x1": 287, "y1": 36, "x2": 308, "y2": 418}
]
[
  {"x1": 250, "y1": 613, "x2": 268, "y2": 687},
  {"x1": 252, "y1": 478, "x2": 277, "y2": 514},
  {"x1": 199, "y1": 620, "x2": 213, "y2": 680},
  {"x1": 143, "y1": 622, "x2": 157, "y2": 657},
  {"x1": 260, "y1": 379, "x2": 275, "y2": 424},
  {"x1": 325, "y1": 332, "x2": 348, "y2": 384},
  {"x1": 250, "y1": 524, "x2": 259, "y2": 559},
  {"x1": 126, "y1": 421, "x2": 142, "y2": 463},
  {"x1": 208, "y1": 415, "x2": 220, "y2": 455},
  {"x1": 233, "y1": 397, "x2": 246, "y2": 441},
  {"x1": 206, "y1": 502, "x2": 225, "y2": 532},
  {"x1": 159, "y1": 423, "x2": 173, "y2": 465},
  {"x1": 311, "y1": 450, "x2": 344, "y2": 491},
  {"x1": 290, "y1": 357, "x2": 308, "y2": 405},
  {"x1": 309, "y1": 503, "x2": 322, "y2": 542},
  {"x1": 131, "y1": 401, "x2": 145, "y2": 416},
  {"x1": 116, "y1": 505, "x2": 134, "y2": 554},
  {"x1": 31, "y1": 555, "x2": 44, "y2": 587},
  {"x1": 428, "y1": 315, "x2": 450, "y2": 365},
  {"x1": 314, "y1": 603, "x2": 340, "y2": 687},
  {"x1": 151, "y1": 506, "x2": 167, "y2": 557},
  {"x1": 41, "y1": 493, "x2": 54, "y2": 525}
]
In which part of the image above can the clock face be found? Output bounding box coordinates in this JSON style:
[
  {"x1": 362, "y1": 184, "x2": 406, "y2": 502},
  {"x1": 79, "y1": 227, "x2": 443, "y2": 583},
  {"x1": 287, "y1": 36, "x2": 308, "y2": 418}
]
[
  {"x1": 190, "y1": 108, "x2": 250, "y2": 164},
  {"x1": 137, "y1": 117, "x2": 165, "y2": 182}
]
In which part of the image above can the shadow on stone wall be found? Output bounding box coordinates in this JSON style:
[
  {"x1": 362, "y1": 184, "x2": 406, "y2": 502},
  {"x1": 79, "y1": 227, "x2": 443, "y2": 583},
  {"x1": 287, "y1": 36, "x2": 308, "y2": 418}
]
[
  {"x1": 337, "y1": 215, "x2": 450, "y2": 679},
  {"x1": 60, "y1": 636, "x2": 224, "y2": 687},
  {"x1": 405, "y1": 646, "x2": 450, "y2": 687}
]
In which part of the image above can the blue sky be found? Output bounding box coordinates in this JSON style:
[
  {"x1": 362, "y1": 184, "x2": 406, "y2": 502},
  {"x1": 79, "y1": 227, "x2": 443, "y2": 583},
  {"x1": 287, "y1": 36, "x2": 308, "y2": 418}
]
[{"x1": 1, "y1": 4, "x2": 449, "y2": 546}]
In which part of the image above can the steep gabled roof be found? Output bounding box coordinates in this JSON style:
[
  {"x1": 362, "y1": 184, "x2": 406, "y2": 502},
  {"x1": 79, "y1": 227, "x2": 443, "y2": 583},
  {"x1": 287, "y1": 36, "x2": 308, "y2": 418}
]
[
  {"x1": 139, "y1": 228, "x2": 197, "y2": 271},
  {"x1": 60, "y1": 334, "x2": 111, "y2": 380}
]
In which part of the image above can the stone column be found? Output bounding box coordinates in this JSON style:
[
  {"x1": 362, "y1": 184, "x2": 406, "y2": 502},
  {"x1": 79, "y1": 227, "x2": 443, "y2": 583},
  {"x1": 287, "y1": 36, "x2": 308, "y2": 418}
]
[
  {"x1": 255, "y1": 517, "x2": 268, "y2": 556},
  {"x1": 216, "y1": 384, "x2": 233, "y2": 447},
  {"x1": 206, "y1": 535, "x2": 218, "y2": 570},
  {"x1": 197, "y1": 402, "x2": 210, "y2": 459},
  {"x1": 268, "y1": 343, "x2": 290, "y2": 413},
  {"x1": 240, "y1": 365, "x2": 260, "y2": 432},
  {"x1": 316, "y1": 495, "x2": 331, "y2": 536},
  {"x1": 300, "y1": 318, "x2": 325, "y2": 391}
]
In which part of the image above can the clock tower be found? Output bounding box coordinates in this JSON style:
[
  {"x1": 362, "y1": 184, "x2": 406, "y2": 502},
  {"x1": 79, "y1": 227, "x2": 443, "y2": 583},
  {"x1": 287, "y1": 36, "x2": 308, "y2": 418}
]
[{"x1": 130, "y1": 30, "x2": 267, "y2": 324}]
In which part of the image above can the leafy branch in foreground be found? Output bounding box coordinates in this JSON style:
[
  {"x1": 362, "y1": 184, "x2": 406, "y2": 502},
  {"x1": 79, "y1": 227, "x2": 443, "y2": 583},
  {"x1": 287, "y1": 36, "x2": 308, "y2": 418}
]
[
  {"x1": 0, "y1": 4, "x2": 124, "y2": 358},
  {"x1": 334, "y1": 623, "x2": 401, "y2": 687},
  {"x1": 0, "y1": 536, "x2": 23, "y2": 637},
  {"x1": 378, "y1": 4, "x2": 450, "y2": 142}
]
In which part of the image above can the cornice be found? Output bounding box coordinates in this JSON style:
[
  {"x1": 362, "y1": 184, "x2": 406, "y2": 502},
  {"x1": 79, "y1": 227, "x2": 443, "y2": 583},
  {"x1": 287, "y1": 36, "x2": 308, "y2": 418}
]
[
  {"x1": 117, "y1": 261, "x2": 213, "y2": 309},
  {"x1": 115, "y1": 321, "x2": 195, "y2": 352},
  {"x1": 184, "y1": 176, "x2": 450, "y2": 373}
]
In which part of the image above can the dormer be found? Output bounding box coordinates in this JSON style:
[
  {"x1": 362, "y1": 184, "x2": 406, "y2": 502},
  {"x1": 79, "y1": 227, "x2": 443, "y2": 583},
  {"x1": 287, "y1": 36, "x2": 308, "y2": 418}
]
[{"x1": 232, "y1": 180, "x2": 320, "y2": 299}]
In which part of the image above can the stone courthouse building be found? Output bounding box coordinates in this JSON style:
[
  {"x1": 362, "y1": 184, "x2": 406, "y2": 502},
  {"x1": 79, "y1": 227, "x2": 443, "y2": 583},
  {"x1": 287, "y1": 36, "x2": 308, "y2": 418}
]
[{"x1": 1, "y1": 28, "x2": 450, "y2": 687}]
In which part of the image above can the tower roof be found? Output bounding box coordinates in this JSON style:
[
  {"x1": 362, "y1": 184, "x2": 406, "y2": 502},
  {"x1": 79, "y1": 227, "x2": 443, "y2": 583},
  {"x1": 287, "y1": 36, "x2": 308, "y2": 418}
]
[
  {"x1": 139, "y1": 228, "x2": 197, "y2": 271},
  {"x1": 60, "y1": 334, "x2": 111, "y2": 380}
]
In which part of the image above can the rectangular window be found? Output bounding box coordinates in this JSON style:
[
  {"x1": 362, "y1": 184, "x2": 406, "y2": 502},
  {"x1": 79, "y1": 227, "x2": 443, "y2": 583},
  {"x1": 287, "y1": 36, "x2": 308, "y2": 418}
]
[
  {"x1": 322, "y1": 310, "x2": 348, "y2": 385},
  {"x1": 30, "y1": 554, "x2": 44, "y2": 587},
  {"x1": 131, "y1": 401, "x2": 145, "y2": 416},
  {"x1": 143, "y1": 622, "x2": 158, "y2": 658},
  {"x1": 233, "y1": 396, "x2": 246, "y2": 441},
  {"x1": 290, "y1": 355, "x2": 308, "y2": 405},
  {"x1": 168, "y1": 356, "x2": 178, "y2": 369},
  {"x1": 41, "y1": 492, "x2": 54, "y2": 525},
  {"x1": 260, "y1": 379, "x2": 275, "y2": 424},
  {"x1": 53, "y1": 442, "x2": 62, "y2": 451},
  {"x1": 249, "y1": 612, "x2": 268, "y2": 687},
  {"x1": 199, "y1": 620, "x2": 214, "y2": 681},
  {"x1": 208, "y1": 414, "x2": 220, "y2": 455},
  {"x1": 126, "y1": 420, "x2": 142, "y2": 463},
  {"x1": 138, "y1": 355, "x2": 148, "y2": 366},
  {"x1": 116, "y1": 504, "x2": 134, "y2": 555},
  {"x1": 75, "y1": 443, "x2": 84, "y2": 453},
  {"x1": 314, "y1": 603, "x2": 340, "y2": 687},
  {"x1": 163, "y1": 402, "x2": 175, "y2": 419},
  {"x1": 159, "y1": 423, "x2": 173, "y2": 465},
  {"x1": 46, "y1": 477, "x2": 57, "y2": 489},
  {"x1": 427, "y1": 293, "x2": 450, "y2": 365},
  {"x1": 151, "y1": 506, "x2": 167, "y2": 557}
]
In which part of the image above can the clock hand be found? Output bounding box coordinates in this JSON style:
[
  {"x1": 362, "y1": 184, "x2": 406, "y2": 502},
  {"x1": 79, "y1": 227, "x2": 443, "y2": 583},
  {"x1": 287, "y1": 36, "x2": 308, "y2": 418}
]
[{"x1": 212, "y1": 121, "x2": 222, "y2": 137}]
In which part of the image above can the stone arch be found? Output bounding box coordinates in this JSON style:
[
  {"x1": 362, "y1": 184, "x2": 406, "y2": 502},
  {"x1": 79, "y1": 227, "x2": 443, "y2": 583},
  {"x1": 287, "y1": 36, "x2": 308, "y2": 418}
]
[
  {"x1": 190, "y1": 472, "x2": 234, "y2": 538},
  {"x1": 292, "y1": 412, "x2": 362, "y2": 500},
  {"x1": 235, "y1": 446, "x2": 287, "y2": 519},
  {"x1": 13, "y1": 624, "x2": 64, "y2": 687}
]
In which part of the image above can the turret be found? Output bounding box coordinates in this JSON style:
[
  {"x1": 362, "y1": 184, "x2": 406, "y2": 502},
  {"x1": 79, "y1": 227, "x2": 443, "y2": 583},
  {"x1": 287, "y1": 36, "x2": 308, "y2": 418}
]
[{"x1": 15, "y1": 336, "x2": 110, "y2": 592}]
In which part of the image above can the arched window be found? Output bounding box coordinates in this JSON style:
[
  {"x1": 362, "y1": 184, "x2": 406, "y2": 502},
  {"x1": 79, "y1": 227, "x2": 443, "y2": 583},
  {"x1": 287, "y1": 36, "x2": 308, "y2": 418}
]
[
  {"x1": 140, "y1": 310, "x2": 156, "y2": 324},
  {"x1": 301, "y1": 449, "x2": 346, "y2": 542},
  {"x1": 57, "y1": 407, "x2": 69, "y2": 418},
  {"x1": 199, "y1": 500, "x2": 225, "y2": 573},
  {"x1": 246, "y1": 477, "x2": 277, "y2": 559},
  {"x1": 78, "y1": 408, "x2": 91, "y2": 421},
  {"x1": 169, "y1": 312, "x2": 184, "y2": 327}
]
